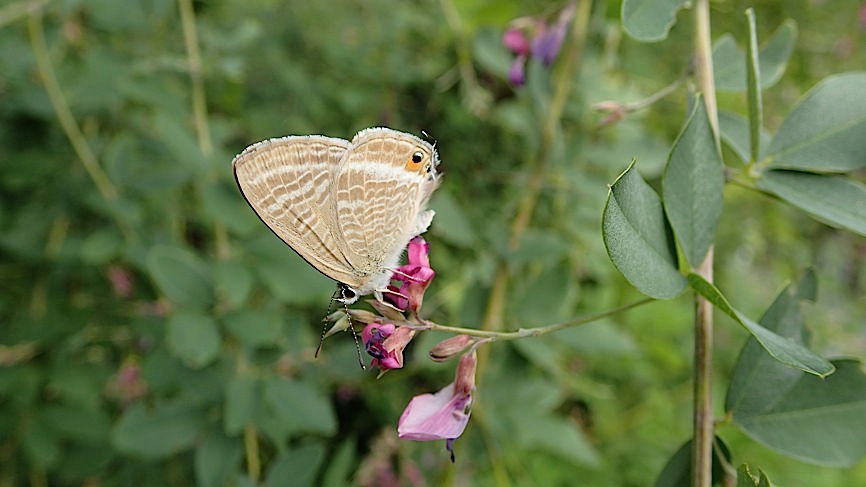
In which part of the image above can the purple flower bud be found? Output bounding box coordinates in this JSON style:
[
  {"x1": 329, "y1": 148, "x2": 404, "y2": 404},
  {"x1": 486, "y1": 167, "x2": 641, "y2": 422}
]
[{"x1": 508, "y1": 55, "x2": 527, "y2": 86}]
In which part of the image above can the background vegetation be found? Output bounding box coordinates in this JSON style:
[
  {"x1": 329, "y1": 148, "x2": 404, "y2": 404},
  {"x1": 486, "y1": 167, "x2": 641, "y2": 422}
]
[{"x1": 1, "y1": 0, "x2": 864, "y2": 485}]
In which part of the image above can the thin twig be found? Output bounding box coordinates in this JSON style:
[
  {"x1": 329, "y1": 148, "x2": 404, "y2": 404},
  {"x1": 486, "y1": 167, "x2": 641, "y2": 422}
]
[{"x1": 27, "y1": 10, "x2": 136, "y2": 243}]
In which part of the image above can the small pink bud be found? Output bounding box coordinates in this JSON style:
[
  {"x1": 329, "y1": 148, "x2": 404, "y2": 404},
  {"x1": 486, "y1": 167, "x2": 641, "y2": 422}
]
[{"x1": 428, "y1": 335, "x2": 475, "y2": 362}]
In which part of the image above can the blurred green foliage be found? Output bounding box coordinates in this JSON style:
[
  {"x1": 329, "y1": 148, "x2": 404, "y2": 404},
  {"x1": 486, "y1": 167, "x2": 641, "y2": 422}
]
[{"x1": 1, "y1": 0, "x2": 865, "y2": 486}]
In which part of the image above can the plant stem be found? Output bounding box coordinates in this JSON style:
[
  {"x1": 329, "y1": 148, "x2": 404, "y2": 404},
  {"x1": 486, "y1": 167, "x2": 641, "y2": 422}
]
[
  {"x1": 177, "y1": 0, "x2": 231, "y2": 260},
  {"x1": 423, "y1": 297, "x2": 652, "y2": 340},
  {"x1": 692, "y1": 0, "x2": 719, "y2": 485},
  {"x1": 27, "y1": 10, "x2": 136, "y2": 243}
]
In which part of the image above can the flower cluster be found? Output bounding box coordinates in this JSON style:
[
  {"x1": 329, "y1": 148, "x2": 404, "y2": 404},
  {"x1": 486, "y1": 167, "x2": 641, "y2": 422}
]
[
  {"x1": 352, "y1": 236, "x2": 479, "y2": 461},
  {"x1": 502, "y1": 1, "x2": 576, "y2": 86}
]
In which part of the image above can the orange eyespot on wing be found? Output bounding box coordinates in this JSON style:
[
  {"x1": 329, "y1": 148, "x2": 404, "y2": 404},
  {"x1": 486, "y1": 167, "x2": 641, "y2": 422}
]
[{"x1": 405, "y1": 150, "x2": 427, "y2": 172}]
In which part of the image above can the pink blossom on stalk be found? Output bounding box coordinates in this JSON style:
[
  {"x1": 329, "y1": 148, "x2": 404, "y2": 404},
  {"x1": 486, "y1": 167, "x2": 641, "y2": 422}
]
[
  {"x1": 387, "y1": 237, "x2": 435, "y2": 313},
  {"x1": 362, "y1": 323, "x2": 415, "y2": 370},
  {"x1": 398, "y1": 351, "x2": 477, "y2": 462},
  {"x1": 502, "y1": 27, "x2": 530, "y2": 56}
]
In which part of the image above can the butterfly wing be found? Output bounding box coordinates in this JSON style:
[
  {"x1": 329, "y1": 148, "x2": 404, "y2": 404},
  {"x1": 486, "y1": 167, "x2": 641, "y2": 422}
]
[
  {"x1": 233, "y1": 135, "x2": 362, "y2": 286},
  {"x1": 332, "y1": 128, "x2": 441, "y2": 294}
]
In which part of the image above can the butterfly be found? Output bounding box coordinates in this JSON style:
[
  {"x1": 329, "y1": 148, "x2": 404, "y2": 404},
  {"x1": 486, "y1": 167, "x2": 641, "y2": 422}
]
[{"x1": 232, "y1": 127, "x2": 441, "y2": 304}]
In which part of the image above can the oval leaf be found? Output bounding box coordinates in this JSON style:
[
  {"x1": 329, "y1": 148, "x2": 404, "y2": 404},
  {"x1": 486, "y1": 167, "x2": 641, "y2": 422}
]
[
  {"x1": 112, "y1": 402, "x2": 205, "y2": 459},
  {"x1": 766, "y1": 72, "x2": 866, "y2": 172},
  {"x1": 166, "y1": 312, "x2": 222, "y2": 369},
  {"x1": 713, "y1": 20, "x2": 798, "y2": 92},
  {"x1": 195, "y1": 427, "x2": 243, "y2": 487},
  {"x1": 620, "y1": 0, "x2": 688, "y2": 43},
  {"x1": 757, "y1": 170, "x2": 866, "y2": 237},
  {"x1": 662, "y1": 97, "x2": 724, "y2": 268},
  {"x1": 146, "y1": 244, "x2": 214, "y2": 309},
  {"x1": 687, "y1": 274, "x2": 834, "y2": 377},
  {"x1": 734, "y1": 360, "x2": 866, "y2": 467},
  {"x1": 603, "y1": 161, "x2": 686, "y2": 299}
]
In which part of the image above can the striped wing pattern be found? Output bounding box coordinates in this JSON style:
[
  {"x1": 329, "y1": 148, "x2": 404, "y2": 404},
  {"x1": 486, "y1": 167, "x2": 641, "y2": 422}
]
[
  {"x1": 233, "y1": 128, "x2": 440, "y2": 298},
  {"x1": 232, "y1": 136, "x2": 360, "y2": 286}
]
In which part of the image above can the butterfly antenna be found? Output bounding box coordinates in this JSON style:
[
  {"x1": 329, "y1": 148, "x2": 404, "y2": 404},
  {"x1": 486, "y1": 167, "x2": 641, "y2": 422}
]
[
  {"x1": 316, "y1": 286, "x2": 341, "y2": 358},
  {"x1": 421, "y1": 130, "x2": 437, "y2": 149}
]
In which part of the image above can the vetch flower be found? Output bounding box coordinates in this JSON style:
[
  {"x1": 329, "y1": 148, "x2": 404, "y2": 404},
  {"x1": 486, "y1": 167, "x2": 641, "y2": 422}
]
[
  {"x1": 398, "y1": 351, "x2": 477, "y2": 462},
  {"x1": 502, "y1": 27, "x2": 530, "y2": 56},
  {"x1": 428, "y1": 334, "x2": 475, "y2": 362},
  {"x1": 387, "y1": 237, "x2": 435, "y2": 313},
  {"x1": 508, "y1": 55, "x2": 527, "y2": 86},
  {"x1": 501, "y1": 1, "x2": 576, "y2": 85},
  {"x1": 362, "y1": 323, "x2": 415, "y2": 371}
]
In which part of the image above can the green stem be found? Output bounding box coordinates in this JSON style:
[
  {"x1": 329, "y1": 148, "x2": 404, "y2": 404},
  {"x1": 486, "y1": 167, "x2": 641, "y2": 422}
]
[
  {"x1": 509, "y1": 0, "x2": 591, "y2": 249},
  {"x1": 177, "y1": 0, "x2": 231, "y2": 260},
  {"x1": 27, "y1": 10, "x2": 136, "y2": 243},
  {"x1": 422, "y1": 297, "x2": 652, "y2": 340},
  {"x1": 692, "y1": 0, "x2": 719, "y2": 485}
]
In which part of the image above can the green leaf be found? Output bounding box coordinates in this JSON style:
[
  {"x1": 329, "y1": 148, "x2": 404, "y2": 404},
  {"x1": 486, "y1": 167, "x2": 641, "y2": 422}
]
[
  {"x1": 727, "y1": 273, "x2": 866, "y2": 466},
  {"x1": 766, "y1": 72, "x2": 866, "y2": 172},
  {"x1": 654, "y1": 436, "x2": 731, "y2": 487},
  {"x1": 320, "y1": 439, "x2": 356, "y2": 487},
  {"x1": 620, "y1": 0, "x2": 688, "y2": 42},
  {"x1": 265, "y1": 444, "x2": 326, "y2": 487},
  {"x1": 112, "y1": 402, "x2": 206, "y2": 459},
  {"x1": 735, "y1": 360, "x2": 866, "y2": 467},
  {"x1": 195, "y1": 427, "x2": 243, "y2": 487},
  {"x1": 224, "y1": 375, "x2": 258, "y2": 435},
  {"x1": 687, "y1": 274, "x2": 834, "y2": 377},
  {"x1": 726, "y1": 278, "x2": 807, "y2": 418},
  {"x1": 21, "y1": 415, "x2": 61, "y2": 468},
  {"x1": 662, "y1": 97, "x2": 724, "y2": 268},
  {"x1": 713, "y1": 20, "x2": 798, "y2": 91},
  {"x1": 603, "y1": 161, "x2": 686, "y2": 299},
  {"x1": 146, "y1": 244, "x2": 214, "y2": 310},
  {"x1": 201, "y1": 182, "x2": 259, "y2": 235},
  {"x1": 430, "y1": 189, "x2": 478, "y2": 248},
  {"x1": 718, "y1": 111, "x2": 772, "y2": 165},
  {"x1": 757, "y1": 170, "x2": 866, "y2": 236},
  {"x1": 221, "y1": 310, "x2": 282, "y2": 349},
  {"x1": 166, "y1": 312, "x2": 222, "y2": 369},
  {"x1": 246, "y1": 236, "x2": 336, "y2": 306},
  {"x1": 514, "y1": 414, "x2": 601, "y2": 467},
  {"x1": 745, "y1": 9, "x2": 763, "y2": 163},
  {"x1": 259, "y1": 377, "x2": 337, "y2": 443},
  {"x1": 737, "y1": 464, "x2": 771, "y2": 487},
  {"x1": 213, "y1": 259, "x2": 254, "y2": 308}
]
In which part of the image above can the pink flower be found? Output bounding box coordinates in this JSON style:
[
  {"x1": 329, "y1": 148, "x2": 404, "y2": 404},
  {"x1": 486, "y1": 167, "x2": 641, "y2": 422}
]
[
  {"x1": 508, "y1": 55, "x2": 527, "y2": 86},
  {"x1": 501, "y1": 1, "x2": 576, "y2": 85},
  {"x1": 387, "y1": 237, "x2": 435, "y2": 313},
  {"x1": 362, "y1": 323, "x2": 415, "y2": 370},
  {"x1": 502, "y1": 28, "x2": 530, "y2": 56},
  {"x1": 397, "y1": 352, "x2": 477, "y2": 461}
]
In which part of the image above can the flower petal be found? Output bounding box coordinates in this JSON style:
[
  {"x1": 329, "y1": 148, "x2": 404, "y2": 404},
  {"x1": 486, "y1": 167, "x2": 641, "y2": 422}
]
[{"x1": 397, "y1": 383, "x2": 472, "y2": 441}]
